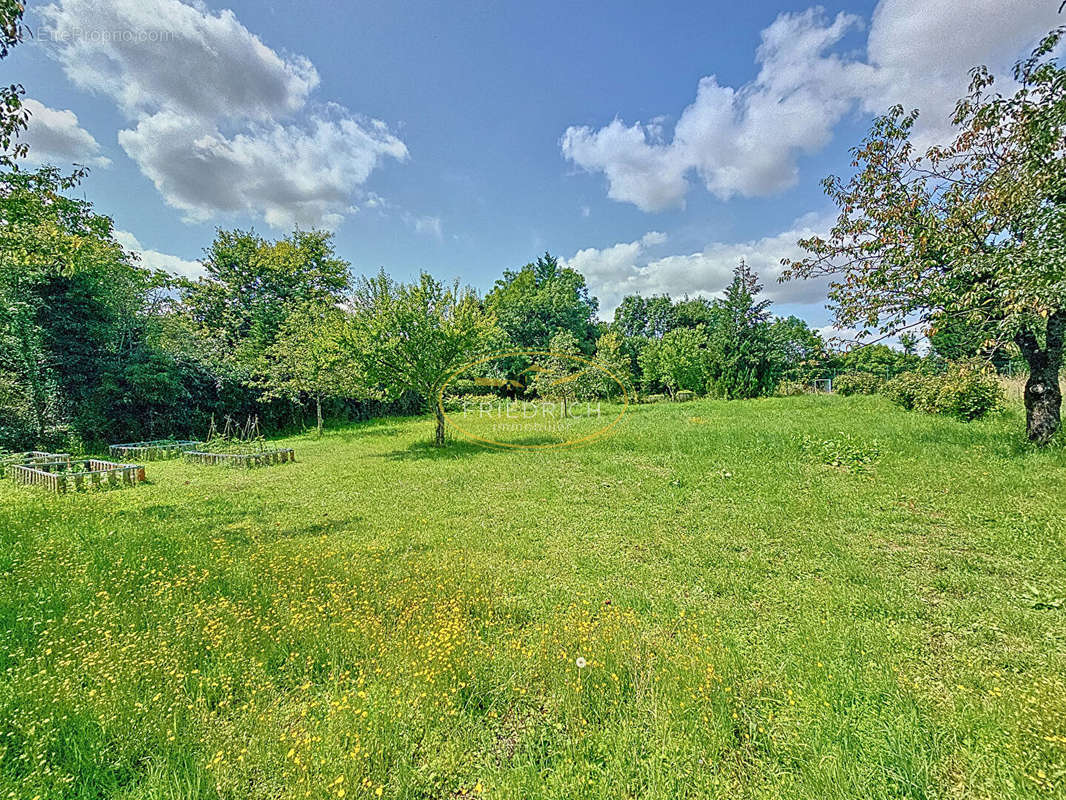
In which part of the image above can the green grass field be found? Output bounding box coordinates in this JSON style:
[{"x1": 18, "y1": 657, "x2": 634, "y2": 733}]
[{"x1": 2, "y1": 396, "x2": 1065, "y2": 799}]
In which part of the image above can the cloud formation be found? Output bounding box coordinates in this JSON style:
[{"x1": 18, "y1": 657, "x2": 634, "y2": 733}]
[
  {"x1": 20, "y1": 98, "x2": 110, "y2": 167},
  {"x1": 38, "y1": 0, "x2": 407, "y2": 228},
  {"x1": 563, "y1": 215, "x2": 833, "y2": 318},
  {"x1": 113, "y1": 229, "x2": 204, "y2": 280},
  {"x1": 562, "y1": 0, "x2": 1058, "y2": 211}
]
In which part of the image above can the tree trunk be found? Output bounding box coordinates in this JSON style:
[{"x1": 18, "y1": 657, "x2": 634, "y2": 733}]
[
  {"x1": 1016, "y1": 312, "x2": 1064, "y2": 446},
  {"x1": 1024, "y1": 364, "x2": 1062, "y2": 445},
  {"x1": 434, "y1": 404, "x2": 446, "y2": 446},
  {"x1": 315, "y1": 394, "x2": 323, "y2": 437}
]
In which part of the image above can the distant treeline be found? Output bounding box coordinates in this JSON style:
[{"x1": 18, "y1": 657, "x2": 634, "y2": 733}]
[{"x1": 0, "y1": 167, "x2": 1011, "y2": 452}]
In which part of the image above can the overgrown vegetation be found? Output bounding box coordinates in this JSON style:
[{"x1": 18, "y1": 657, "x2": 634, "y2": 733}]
[
  {"x1": 2, "y1": 396, "x2": 1063, "y2": 799},
  {"x1": 883, "y1": 364, "x2": 1003, "y2": 420},
  {"x1": 832, "y1": 372, "x2": 882, "y2": 396}
]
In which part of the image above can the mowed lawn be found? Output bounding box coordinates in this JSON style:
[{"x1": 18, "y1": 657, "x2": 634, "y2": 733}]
[{"x1": 2, "y1": 396, "x2": 1065, "y2": 800}]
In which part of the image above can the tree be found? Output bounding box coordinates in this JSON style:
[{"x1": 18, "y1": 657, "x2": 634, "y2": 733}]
[
  {"x1": 926, "y1": 314, "x2": 1016, "y2": 372},
  {"x1": 1, "y1": 1, "x2": 29, "y2": 169},
  {"x1": 347, "y1": 271, "x2": 500, "y2": 445},
  {"x1": 592, "y1": 330, "x2": 633, "y2": 400},
  {"x1": 182, "y1": 228, "x2": 351, "y2": 368},
  {"x1": 529, "y1": 330, "x2": 595, "y2": 417},
  {"x1": 671, "y1": 296, "x2": 717, "y2": 330},
  {"x1": 782, "y1": 30, "x2": 1066, "y2": 444},
  {"x1": 486, "y1": 252, "x2": 599, "y2": 352},
  {"x1": 768, "y1": 316, "x2": 826, "y2": 382},
  {"x1": 260, "y1": 302, "x2": 362, "y2": 436},
  {"x1": 612, "y1": 294, "x2": 674, "y2": 339},
  {"x1": 637, "y1": 339, "x2": 664, "y2": 395},
  {"x1": 836, "y1": 343, "x2": 919, "y2": 379},
  {"x1": 656, "y1": 326, "x2": 710, "y2": 397},
  {"x1": 0, "y1": 167, "x2": 135, "y2": 442},
  {"x1": 707, "y1": 261, "x2": 778, "y2": 399}
]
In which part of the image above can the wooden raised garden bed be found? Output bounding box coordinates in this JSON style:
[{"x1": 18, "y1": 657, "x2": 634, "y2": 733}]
[
  {"x1": 0, "y1": 451, "x2": 70, "y2": 478},
  {"x1": 109, "y1": 439, "x2": 202, "y2": 461},
  {"x1": 183, "y1": 448, "x2": 295, "y2": 468},
  {"x1": 8, "y1": 459, "x2": 146, "y2": 493}
]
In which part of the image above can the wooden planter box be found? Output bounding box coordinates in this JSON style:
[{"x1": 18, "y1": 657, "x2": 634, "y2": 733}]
[
  {"x1": 0, "y1": 451, "x2": 70, "y2": 478},
  {"x1": 9, "y1": 459, "x2": 146, "y2": 493},
  {"x1": 109, "y1": 440, "x2": 202, "y2": 461},
  {"x1": 182, "y1": 448, "x2": 295, "y2": 468}
]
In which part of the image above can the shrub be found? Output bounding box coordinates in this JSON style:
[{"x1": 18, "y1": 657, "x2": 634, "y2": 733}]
[
  {"x1": 882, "y1": 365, "x2": 1001, "y2": 420},
  {"x1": 881, "y1": 371, "x2": 928, "y2": 410},
  {"x1": 931, "y1": 364, "x2": 1003, "y2": 420},
  {"x1": 776, "y1": 380, "x2": 808, "y2": 397},
  {"x1": 833, "y1": 372, "x2": 882, "y2": 396}
]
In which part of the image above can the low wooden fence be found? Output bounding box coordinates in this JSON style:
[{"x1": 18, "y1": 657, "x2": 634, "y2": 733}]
[
  {"x1": 182, "y1": 448, "x2": 295, "y2": 468},
  {"x1": 9, "y1": 459, "x2": 146, "y2": 493},
  {"x1": 109, "y1": 440, "x2": 202, "y2": 461},
  {"x1": 0, "y1": 451, "x2": 70, "y2": 478}
]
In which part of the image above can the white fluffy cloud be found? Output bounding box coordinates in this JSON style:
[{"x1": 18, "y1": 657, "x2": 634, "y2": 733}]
[
  {"x1": 862, "y1": 0, "x2": 1060, "y2": 147},
  {"x1": 563, "y1": 215, "x2": 833, "y2": 317},
  {"x1": 37, "y1": 0, "x2": 407, "y2": 229},
  {"x1": 20, "y1": 98, "x2": 110, "y2": 167},
  {"x1": 113, "y1": 229, "x2": 204, "y2": 279},
  {"x1": 562, "y1": 0, "x2": 1059, "y2": 211}
]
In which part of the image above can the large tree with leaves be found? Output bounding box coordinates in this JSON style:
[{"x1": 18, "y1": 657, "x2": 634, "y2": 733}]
[
  {"x1": 783, "y1": 29, "x2": 1066, "y2": 444},
  {"x1": 347, "y1": 271, "x2": 500, "y2": 445},
  {"x1": 707, "y1": 261, "x2": 778, "y2": 399},
  {"x1": 182, "y1": 228, "x2": 351, "y2": 371},
  {"x1": 486, "y1": 252, "x2": 599, "y2": 352},
  {"x1": 0, "y1": 167, "x2": 141, "y2": 443}
]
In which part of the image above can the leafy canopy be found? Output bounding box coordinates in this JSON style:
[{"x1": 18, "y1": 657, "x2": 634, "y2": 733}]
[
  {"x1": 347, "y1": 271, "x2": 500, "y2": 444},
  {"x1": 486, "y1": 252, "x2": 599, "y2": 352}
]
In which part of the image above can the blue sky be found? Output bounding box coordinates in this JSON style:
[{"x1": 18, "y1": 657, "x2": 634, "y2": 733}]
[{"x1": 8, "y1": 0, "x2": 1061, "y2": 331}]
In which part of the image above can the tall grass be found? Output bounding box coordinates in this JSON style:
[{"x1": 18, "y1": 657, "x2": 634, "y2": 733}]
[{"x1": 1, "y1": 396, "x2": 1064, "y2": 799}]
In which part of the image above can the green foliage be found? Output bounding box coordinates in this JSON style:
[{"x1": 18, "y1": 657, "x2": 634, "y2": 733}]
[
  {"x1": 835, "y1": 344, "x2": 919, "y2": 380},
  {"x1": 348, "y1": 270, "x2": 501, "y2": 444},
  {"x1": 802, "y1": 432, "x2": 881, "y2": 473},
  {"x1": 611, "y1": 294, "x2": 674, "y2": 339},
  {"x1": 0, "y1": 166, "x2": 149, "y2": 446},
  {"x1": 775, "y1": 379, "x2": 809, "y2": 397},
  {"x1": 0, "y1": 0, "x2": 28, "y2": 169},
  {"x1": 591, "y1": 330, "x2": 633, "y2": 400},
  {"x1": 833, "y1": 372, "x2": 882, "y2": 396},
  {"x1": 881, "y1": 371, "x2": 929, "y2": 411},
  {"x1": 883, "y1": 365, "x2": 1002, "y2": 420},
  {"x1": 782, "y1": 29, "x2": 1066, "y2": 442},
  {"x1": 485, "y1": 252, "x2": 598, "y2": 352},
  {"x1": 182, "y1": 228, "x2": 350, "y2": 367},
  {"x1": 259, "y1": 302, "x2": 366, "y2": 436},
  {"x1": 706, "y1": 261, "x2": 777, "y2": 399},
  {"x1": 768, "y1": 315, "x2": 826, "y2": 382},
  {"x1": 929, "y1": 364, "x2": 1004, "y2": 421},
  {"x1": 529, "y1": 330, "x2": 597, "y2": 415},
  {"x1": 656, "y1": 326, "x2": 710, "y2": 396}
]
